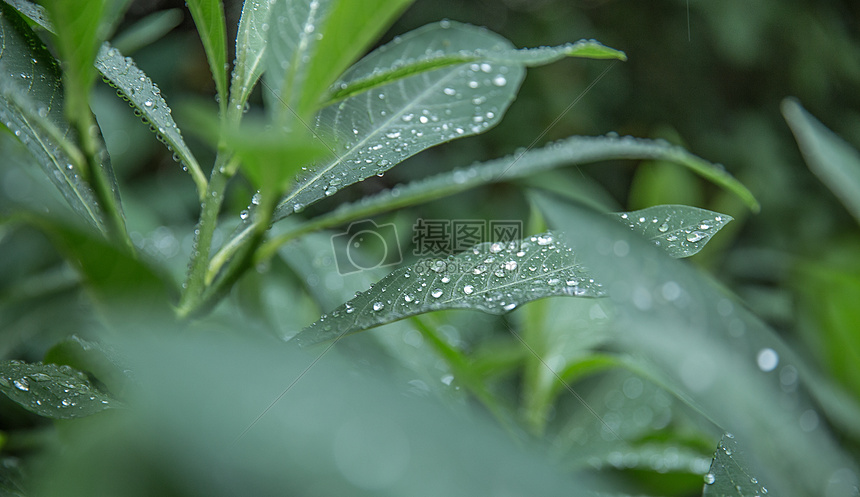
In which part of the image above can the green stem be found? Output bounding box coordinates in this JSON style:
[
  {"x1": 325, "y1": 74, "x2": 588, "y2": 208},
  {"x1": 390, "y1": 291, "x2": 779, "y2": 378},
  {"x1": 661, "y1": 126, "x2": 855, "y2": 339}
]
[
  {"x1": 79, "y1": 112, "x2": 131, "y2": 250},
  {"x1": 176, "y1": 154, "x2": 230, "y2": 319}
]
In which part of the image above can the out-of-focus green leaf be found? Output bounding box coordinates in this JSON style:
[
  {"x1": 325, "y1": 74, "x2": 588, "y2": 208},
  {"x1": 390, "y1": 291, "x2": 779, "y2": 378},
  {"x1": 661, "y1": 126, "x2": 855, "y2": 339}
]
[
  {"x1": 229, "y1": 0, "x2": 274, "y2": 118},
  {"x1": 613, "y1": 205, "x2": 733, "y2": 258},
  {"x1": 186, "y1": 0, "x2": 228, "y2": 114},
  {"x1": 782, "y1": 98, "x2": 860, "y2": 225},
  {"x1": 0, "y1": 4, "x2": 105, "y2": 231},
  {"x1": 0, "y1": 360, "x2": 117, "y2": 419},
  {"x1": 39, "y1": 0, "x2": 129, "y2": 124},
  {"x1": 292, "y1": 232, "x2": 604, "y2": 347},
  {"x1": 702, "y1": 434, "x2": 770, "y2": 497},
  {"x1": 534, "y1": 193, "x2": 859, "y2": 496},
  {"x1": 111, "y1": 8, "x2": 183, "y2": 54}
]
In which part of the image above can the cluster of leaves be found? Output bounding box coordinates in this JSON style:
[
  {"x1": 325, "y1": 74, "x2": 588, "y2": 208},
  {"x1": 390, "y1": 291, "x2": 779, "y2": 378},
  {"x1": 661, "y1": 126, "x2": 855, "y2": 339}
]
[{"x1": 0, "y1": 0, "x2": 858, "y2": 496}]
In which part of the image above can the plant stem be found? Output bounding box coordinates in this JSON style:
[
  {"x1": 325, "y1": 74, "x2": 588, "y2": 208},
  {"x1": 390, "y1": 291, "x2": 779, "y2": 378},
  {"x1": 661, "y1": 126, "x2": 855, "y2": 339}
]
[{"x1": 176, "y1": 154, "x2": 230, "y2": 319}]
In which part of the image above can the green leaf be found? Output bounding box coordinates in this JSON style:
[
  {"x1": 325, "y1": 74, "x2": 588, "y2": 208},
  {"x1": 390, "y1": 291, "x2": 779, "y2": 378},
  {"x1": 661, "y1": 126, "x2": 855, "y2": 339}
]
[
  {"x1": 96, "y1": 43, "x2": 207, "y2": 197},
  {"x1": 110, "y1": 8, "x2": 183, "y2": 54},
  {"x1": 273, "y1": 20, "x2": 527, "y2": 218},
  {"x1": 229, "y1": 0, "x2": 274, "y2": 118},
  {"x1": 44, "y1": 335, "x2": 130, "y2": 398},
  {"x1": 186, "y1": 0, "x2": 228, "y2": 114},
  {"x1": 782, "y1": 97, "x2": 860, "y2": 225},
  {"x1": 297, "y1": 0, "x2": 413, "y2": 116},
  {"x1": 0, "y1": 5, "x2": 105, "y2": 230},
  {"x1": 613, "y1": 205, "x2": 733, "y2": 258},
  {"x1": 264, "y1": 0, "x2": 333, "y2": 120},
  {"x1": 533, "y1": 193, "x2": 858, "y2": 495},
  {"x1": 292, "y1": 232, "x2": 604, "y2": 347},
  {"x1": 39, "y1": 0, "x2": 129, "y2": 124},
  {"x1": 702, "y1": 434, "x2": 770, "y2": 497},
  {"x1": 0, "y1": 360, "x2": 116, "y2": 419},
  {"x1": 328, "y1": 33, "x2": 626, "y2": 104}
]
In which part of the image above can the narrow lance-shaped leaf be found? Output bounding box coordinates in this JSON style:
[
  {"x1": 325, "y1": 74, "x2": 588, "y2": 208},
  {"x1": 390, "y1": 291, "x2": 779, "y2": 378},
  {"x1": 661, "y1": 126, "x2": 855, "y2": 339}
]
[
  {"x1": 292, "y1": 232, "x2": 604, "y2": 347},
  {"x1": 0, "y1": 360, "x2": 117, "y2": 419},
  {"x1": 186, "y1": 0, "x2": 228, "y2": 114},
  {"x1": 39, "y1": 0, "x2": 129, "y2": 125},
  {"x1": 273, "y1": 21, "x2": 526, "y2": 220},
  {"x1": 782, "y1": 97, "x2": 860, "y2": 225},
  {"x1": 327, "y1": 36, "x2": 626, "y2": 104},
  {"x1": 702, "y1": 434, "x2": 770, "y2": 497},
  {"x1": 5, "y1": 0, "x2": 206, "y2": 197},
  {"x1": 296, "y1": 0, "x2": 414, "y2": 116},
  {"x1": 229, "y1": 0, "x2": 274, "y2": 118},
  {"x1": 96, "y1": 43, "x2": 207, "y2": 197},
  {"x1": 264, "y1": 0, "x2": 332, "y2": 121},
  {"x1": 0, "y1": 5, "x2": 105, "y2": 230},
  {"x1": 613, "y1": 205, "x2": 733, "y2": 258}
]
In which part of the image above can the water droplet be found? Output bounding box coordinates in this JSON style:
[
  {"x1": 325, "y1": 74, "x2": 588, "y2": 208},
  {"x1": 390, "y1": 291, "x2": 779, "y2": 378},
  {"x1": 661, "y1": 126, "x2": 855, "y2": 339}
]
[
  {"x1": 536, "y1": 235, "x2": 553, "y2": 246},
  {"x1": 658, "y1": 222, "x2": 669, "y2": 232},
  {"x1": 489, "y1": 242, "x2": 503, "y2": 253},
  {"x1": 13, "y1": 378, "x2": 29, "y2": 391},
  {"x1": 431, "y1": 289, "x2": 443, "y2": 298},
  {"x1": 372, "y1": 301, "x2": 384, "y2": 311},
  {"x1": 503, "y1": 302, "x2": 517, "y2": 311},
  {"x1": 239, "y1": 209, "x2": 250, "y2": 220},
  {"x1": 143, "y1": 100, "x2": 153, "y2": 107},
  {"x1": 504, "y1": 261, "x2": 517, "y2": 271},
  {"x1": 492, "y1": 75, "x2": 507, "y2": 87},
  {"x1": 704, "y1": 473, "x2": 716, "y2": 485},
  {"x1": 385, "y1": 131, "x2": 401, "y2": 139},
  {"x1": 61, "y1": 399, "x2": 71, "y2": 407},
  {"x1": 756, "y1": 348, "x2": 779, "y2": 372},
  {"x1": 441, "y1": 276, "x2": 451, "y2": 283},
  {"x1": 404, "y1": 294, "x2": 413, "y2": 303},
  {"x1": 463, "y1": 285, "x2": 474, "y2": 295},
  {"x1": 251, "y1": 192, "x2": 262, "y2": 205},
  {"x1": 686, "y1": 231, "x2": 705, "y2": 242},
  {"x1": 443, "y1": 87, "x2": 456, "y2": 96},
  {"x1": 29, "y1": 373, "x2": 51, "y2": 381}
]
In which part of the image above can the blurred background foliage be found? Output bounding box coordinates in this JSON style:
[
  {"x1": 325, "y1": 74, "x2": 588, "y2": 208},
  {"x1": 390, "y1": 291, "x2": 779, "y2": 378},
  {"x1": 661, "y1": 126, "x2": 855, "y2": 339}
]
[{"x1": 1, "y1": 0, "x2": 859, "y2": 494}]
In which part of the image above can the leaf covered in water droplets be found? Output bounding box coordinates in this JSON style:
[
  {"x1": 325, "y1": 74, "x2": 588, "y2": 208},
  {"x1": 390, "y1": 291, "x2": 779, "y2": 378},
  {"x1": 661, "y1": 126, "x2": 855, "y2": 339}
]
[
  {"x1": 702, "y1": 434, "x2": 770, "y2": 497},
  {"x1": 292, "y1": 232, "x2": 604, "y2": 347},
  {"x1": 614, "y1": 205, "x2": 733, "y2": 258},
  {"x1": 0, "y1": 360, "x2": 117, "y2": 419},
  {"x1": 96, "y1": 43, "x2": 207, "y2": 197},
  {"x1": 0, "y1": 4, "x2": 106, "y2": 230}
]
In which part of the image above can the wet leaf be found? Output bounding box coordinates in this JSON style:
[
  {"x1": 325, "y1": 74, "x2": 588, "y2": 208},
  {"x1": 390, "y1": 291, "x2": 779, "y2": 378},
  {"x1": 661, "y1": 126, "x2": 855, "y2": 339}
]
[
  {"x1": 229, "y1": 0, "x2": 274, "y2": 117},
  {"x1": 702, "y1": 434, "x2": 770, "y2": 497},
  {"x1": 292, "y1": 232, "x2": 604, "y2": 347},
  {"x1": 0, "y1": 5, "x2": 105, "y2": 230},
  {"x1": 0, "y1": 360, "x2": 117, "y2": 419},
  {"x1": 272, "y1": 22, "x2": 628, "y2": 222},
  {"x1": 44, "y1": 335, "x2": 131, "y2": 398},
  {"x1": 783, "y1": 98, "x2": 860, "y2": 225},
  {"x1": 613, "y1": 205, "x2": 733, "y2": 258},
  {"x1": 39, "y1": 0, "x2": 129, "y2": 123},
  {"x1": 328, "y1": 33, "x2": 625, "y2": 104},
  {"x1": 96, "y1": 43, "x2": 207, "y2": 196},
  {"x1": 186, "y1": 0, "x2": 228, "y2": 112},
  {"x1": 534, "y1": 193, "x2": 858, "y2": 495}
]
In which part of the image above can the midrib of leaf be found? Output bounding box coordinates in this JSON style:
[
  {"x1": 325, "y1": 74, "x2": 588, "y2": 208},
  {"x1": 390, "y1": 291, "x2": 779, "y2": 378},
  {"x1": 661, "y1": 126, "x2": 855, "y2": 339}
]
[
  {"x1": 325, "y1": 40, "x2": 626, "y2": 105},
  {"x1": 229, "y1": 0, "x2": 273, "y2": 117}
]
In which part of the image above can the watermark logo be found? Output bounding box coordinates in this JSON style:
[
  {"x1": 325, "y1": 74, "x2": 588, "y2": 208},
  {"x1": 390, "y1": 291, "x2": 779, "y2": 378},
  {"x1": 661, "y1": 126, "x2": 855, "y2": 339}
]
[
  {"x1": 332, "y1": 218, "x2": 522, "y2": 274},
  {"x1": 331, "y1": 220, "x2": 403, "y2": 275}
]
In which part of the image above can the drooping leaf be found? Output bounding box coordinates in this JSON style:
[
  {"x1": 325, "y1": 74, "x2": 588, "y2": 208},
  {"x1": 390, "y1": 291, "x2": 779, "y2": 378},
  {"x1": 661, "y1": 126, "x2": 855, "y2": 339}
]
[
  {"x1": 186, "y1": 0, "x2": 228, "y2": 113},
  {"x1": 297, "y1": 0, "x2": 413, "y2": 116},
  {"x1": 96, "y1": 43, "x2": 207, "y2": 197},
  {"x1": 782, "y1": 97, "x2": 860, "y2": 225},
  {"x1": 110, "y1": 8, "x2": 183, "y2": 54},
  {"x1": 328, "y1": 34, "x2": 626, "y2": 104},
  {"x1": 229, "y1": 0, "x2": 274, "y2": 118},
  {"x1": 292, "y1": 232, "x2": 604, "y2": 347},
  {"x1": 613, "y1": 205, "x2": 733, "y2": 258},
  {"x1": 0, "y1": 5, "x2": 105, "y2": 230},
  {"x1": 0, "y1": 360, "x2": 117, "y2": 419},
  {"x1": 702, "y1": 434, "x2": 770, "y2": 497},
  {"x1": 534, "y1": 193, "x2": 859, "y2": 496}
]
